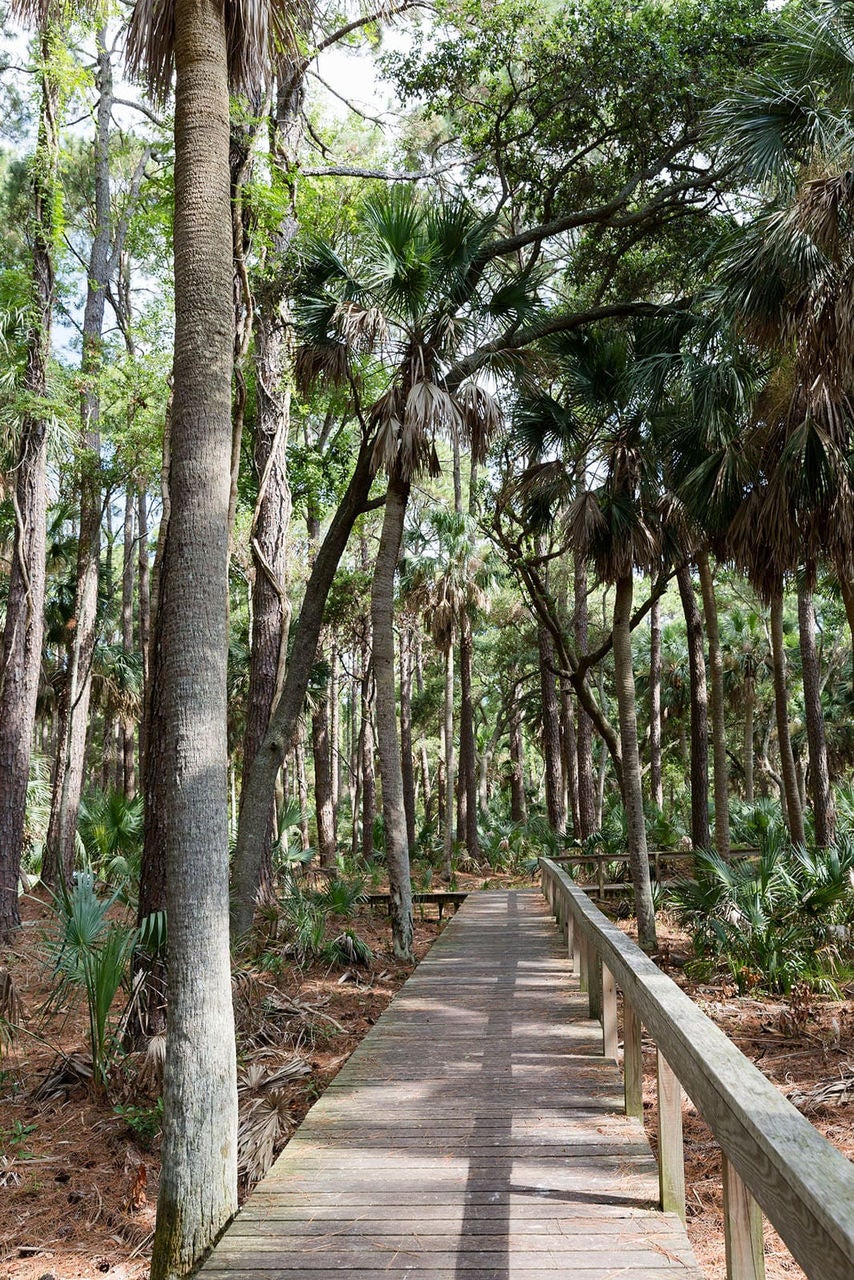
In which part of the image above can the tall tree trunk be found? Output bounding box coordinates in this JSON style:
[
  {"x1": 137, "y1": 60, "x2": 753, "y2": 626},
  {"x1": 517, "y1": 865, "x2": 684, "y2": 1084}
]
[
  {"x1": 649, "y1": 596, "x2": 663, "y2": 810},
  {"x1": 459, "y1": 612, "x2": 479, "y2": 857},
  {"x1": 769, "y1": 587, "x2": 805, "y2": 845},
  {"x1": 149, "y1": 1, "x2": 237, "y2": 1271},
  {"x1": 137, "y1": 490, "x2": 151, "y2": 762},
  {"x1": 360, "y1": 650, "x2": 376, "y2": 862},
  {"x1": 677, "y1": 564, "x2": 710, "y2": 851},
  {"x1": 442, "y1": 644, "x2": 455, "y2": 878},
  {"x1": 121, "y1": 489, "x2": 136, "y2": 796},
  {"x1": 797, "y1": 580, "x2": 835, "y2": 846},
  {"x1": 574, "y1": 553, "x2": 596, "y2": 839},
  {"x1": 370, "y1": 473, "x2": 413, "y2": 957},
  {"x1": 0, "y1": 27, "x2": 59, "y2": 939},
  {"x1": 538, "y1": 622, "x2": 565, "y2": 835},
  {"x1": 311, "y1": 679, "x2": 336, "y2": 870},
  {"x1": 560, "y1": 678, "x2": 579, "y2": 837},
  {"x1": 399, "y1": 621, "x2": 417, "y2": 850},
  {"x1": 509, "y1": 695, "x2": 527, "y2": 824},
  {"x1": 697, "y1": 551, "x2": 729, "y2": 855},
  {"x1": 330, "y1": 645, "x2": 340, "y2": 840},
  {"x1": 230, "y1": 438, "x2": 376, "y2": 934},
  {"x1": 613, "y1": 575, "x2": 656, "y2": 952},
  {"x1": 131, "y1": 402, "x2": 172, "y2": 1045},
  {"x1": 239, "y1": 302, "x2": 293, "y2": 899},
  {"x1": 743, "y1": 673, "x2": 755, "y2": 804}
]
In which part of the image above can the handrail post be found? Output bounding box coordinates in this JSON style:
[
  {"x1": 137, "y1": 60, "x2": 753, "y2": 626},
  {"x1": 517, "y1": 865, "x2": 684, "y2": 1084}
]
[
  {"x1": 588, "y1": 946, "x2": 603, "y2": 1021},
  {"x1": 722, "y1": 1154, "x2": 765, "y2": 1280},
  {"x1": 597, "y1": 851, "x2": 605, "y2": 899},
  {"x1": 623, "y1": 999, "x2": 643, "y2": 1119},
  {"x1": 572, "y1": 918, "x2": 583, "y2": 979},
  {"x1": 602, "y1": 964, "x2": 618, "y2": 1059},
  {"x1": 656, "y1": 1049, "x2": 686, "y2": 1223},
  {"x1": 566, "y1": 907, "x2": 575, "y2": 970}
]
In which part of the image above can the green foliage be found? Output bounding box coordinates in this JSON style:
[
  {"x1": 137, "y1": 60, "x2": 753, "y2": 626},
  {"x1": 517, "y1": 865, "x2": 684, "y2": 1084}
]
[
  {"x1": 0, "y1": 1119, "x2": 36, "y2": 1161},
  {"x1": 669, "y1": 835, "x2": 854, "y2": 994},
  {"x1": 113, "y1": 1097, "x2": 163, "y2": 1148},
  {"x1": 77, "y1": 789, "x2": 144, "y2": 891},
  {"x1": 322, "y1": 929, "x2": 373, "y2": 968},
  {"x1": 47, "y1": 872, "x2": 136, "y2": 1091}
]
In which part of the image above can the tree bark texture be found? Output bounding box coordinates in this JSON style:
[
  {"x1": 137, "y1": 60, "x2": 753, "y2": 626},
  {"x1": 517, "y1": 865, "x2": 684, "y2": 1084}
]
[
  {"x1": 613, "y1": 576, "x2": 656, "y2": 952},
  {"x1": 677, "y1": 564, "x2": 710, "y2": 851},
  {"x1": 797, "y1": 583, "x2": 835, "y2": 846},
  {"x1": 399, "y1": 622, "x2": 417, "y2": 850},
  {"x1": 230, "y1": 439, "x2": 376, "y2": 935},
  {"x1": 442, "y1": 644, "x2": 455, "y2": 878},
  {"x1": 0, "y1": 29, "x2": 59, "y2": 940},
  {"x1": 697, "y1": 551, "x2": 729, "y2": 855},
  {"x1": 149, "y1": 1, "x2": 238, "y2": 1272},
  {"x1": 509, "y1": 696, "x2": 527, "y2": 824},
  {"x1": 769, "y1": 588, "x2": 805, "y2": 845},
  {"x1": 459, "y1": 612, "x2": 479, "y2": 857},
  {"x1": 538, "y1": 622, "x2": 565, "y2": 835},
  {"x1": 370, "y1": 473, "x2": 414, "y2": 958},
  {"x1": 573, "y1": 553, "x2": 596, "y2": 839},
  {"x1": 311, "y1": 671, "x2": 336, "y2": 869},
  {"x1": 649, "y1": 596, "x2": 663, "y2": 810}
]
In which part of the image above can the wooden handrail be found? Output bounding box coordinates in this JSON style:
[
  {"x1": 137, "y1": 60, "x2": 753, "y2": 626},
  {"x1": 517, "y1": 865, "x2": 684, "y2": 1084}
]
[{"x1": 540, "y1": 856, "x2": 854, "y2": 1280}]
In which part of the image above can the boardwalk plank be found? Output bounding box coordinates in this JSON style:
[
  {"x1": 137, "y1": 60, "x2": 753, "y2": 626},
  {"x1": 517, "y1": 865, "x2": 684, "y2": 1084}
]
[{"x1": 199, "y1": 891, "x2": 702, "y2": 1278}]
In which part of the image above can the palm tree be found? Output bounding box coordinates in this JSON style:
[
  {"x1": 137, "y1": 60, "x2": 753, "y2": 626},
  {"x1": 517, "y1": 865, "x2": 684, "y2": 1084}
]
[
  {"x1": 405, "y1": 508, "x2": 495, "y2": 874},
  {"x1": 125, "y1": 1, "x2": 292, "y2": 1273},
  {"x1": 294, "y1": 191, "x2": 509, "y2": 951},
  {"x1": 514, "y1": 326, "x2": 662, "y2": 950}
]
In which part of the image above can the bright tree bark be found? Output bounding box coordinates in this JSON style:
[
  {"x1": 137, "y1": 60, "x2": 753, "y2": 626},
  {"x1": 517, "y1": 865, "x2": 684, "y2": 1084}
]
[
  {"x1": 121, "y1": 488, "x2": 136, "y2": 796},
  {"x1": 370, "y1": 472, "x2": 414, "y2": 957},
  {"x1": 442, "y1": 644, "x2": 455, "y2": 878},
  {"x1": 0, "y1": 25, "x2": 59, "y2": 940},
  {"x1": 613, "y1": 575, "x2": 656, "y2": 952},
  {"x1": 459, "y1": 612, "x2": 479, "y2": 857},
  {"x1": 573, "y1": 552, "x2": 596, "y2": 839},
  {"x1": 149, "y1": 0, "x2": 238, "y2": 1271}
]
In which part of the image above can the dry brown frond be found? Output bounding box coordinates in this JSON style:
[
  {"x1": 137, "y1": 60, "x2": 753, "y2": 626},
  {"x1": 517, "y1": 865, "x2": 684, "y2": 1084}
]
[
  {"x1": 238, "y1": 1087, "x2": 295, "y2": 1188},
  {"x1": 455, "y1": 382, "x2": 503, "y2": 464},
  {"x1": 0, "y1": 966, "x2": 22, "y2": 1049},
  {"x1": 796, "y1": 173, "x2": 854, "y2": 259},
  {"x1": 333, "y1": 300, "x2": 387, "y2": 352},
  {"x1": 294, "y1": 341, "x2": 349, "y2": 396}
]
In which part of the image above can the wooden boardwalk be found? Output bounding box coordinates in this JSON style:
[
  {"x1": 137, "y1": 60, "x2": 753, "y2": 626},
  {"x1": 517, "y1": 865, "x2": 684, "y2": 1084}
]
[{"x1": 202, "y1": 890, "x2": 702, "y2": 1279}]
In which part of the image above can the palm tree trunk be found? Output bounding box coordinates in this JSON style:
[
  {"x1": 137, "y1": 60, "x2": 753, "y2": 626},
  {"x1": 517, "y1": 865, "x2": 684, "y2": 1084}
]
[
  {"x1": 649, "y1": 596, "x2": 663, "y2": 810},
  {"x1": 399, "y1": 621, "x2": 417, "y2": 850},
  {"x1": 361, "y1": 659, "x2": 376, "y2": 862},
  {"x1": 239, "y1": 302, "x2": 293, "y2": 888},
  {"x1": 613, "y1": 575, "x2": 656, "y2": 952},
  {"x1": 697, "y1": 551, "x2": 729, "y2": 855},
  {"x1": 442, "y1": 643, "x2": 456, "y2": 878},
  {"x1": 296, "y1": 731, "x2": 310, "y2": 852},
  {"x1": 371, "y1": 472, "x2": 414, "y2": 957},
  {"x1": 743, "y1": 675, "x2": 755, "y2": 804},
  {"x1": 797, "y1": 581, "x2": 835, "y2": 846},
  {"x1": 509, "y1": 696, "x2": 527, "y2": 824},
  {"x1": 538, "y1": 622, "x2": 565, "y2": 835},
  {"x1": 312, "y1": 678, "x2": 336, "y2": 870},
  {"x1": 121, "y1": 488, "x2": 136, "y2": 796},
  {"x1": 769, "y1": 587, "x2": 805, "y2": 845},
  {"x1": 230, "y1": 438, "x2": 376, "y2": 934},
  {"x1": 560, "y1": 678, "x2": 579, "y2": 837},
  {"x1": 574, "y1": 552, "x2": 596, "y2": 839},
  {"x1": 149, "y1": 0, "x2": 237, "y2": 1270},
  {"x1": 677, "y1": 564, "x2": 710, "y2": 850},
  {"x1": 459, "y1": 612, "x2": 479, "y2": 857},
  {"x1": 330, "y1": 645, "x2": 340, "y2": 839},
  {"x1": 0, "y1": 26, "x2": 59, "y2": 940}
]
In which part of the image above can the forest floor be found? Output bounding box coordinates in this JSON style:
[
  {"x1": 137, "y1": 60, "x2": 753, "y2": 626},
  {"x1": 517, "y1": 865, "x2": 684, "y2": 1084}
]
[{"x1": 1, "y1": 883, "x2": 851, "y2": 1280}]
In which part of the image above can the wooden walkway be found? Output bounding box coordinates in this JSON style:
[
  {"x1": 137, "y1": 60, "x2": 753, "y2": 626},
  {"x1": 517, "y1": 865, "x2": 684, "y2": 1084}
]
[{"x1": 201, "y1": 890, "x2": 702, "y2": 1278}]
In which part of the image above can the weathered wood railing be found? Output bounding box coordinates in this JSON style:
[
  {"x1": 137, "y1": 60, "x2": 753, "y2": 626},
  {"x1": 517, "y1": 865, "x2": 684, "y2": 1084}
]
[{"x1": 540, "y1": 856, "x2": 854, "y2": 1280}]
